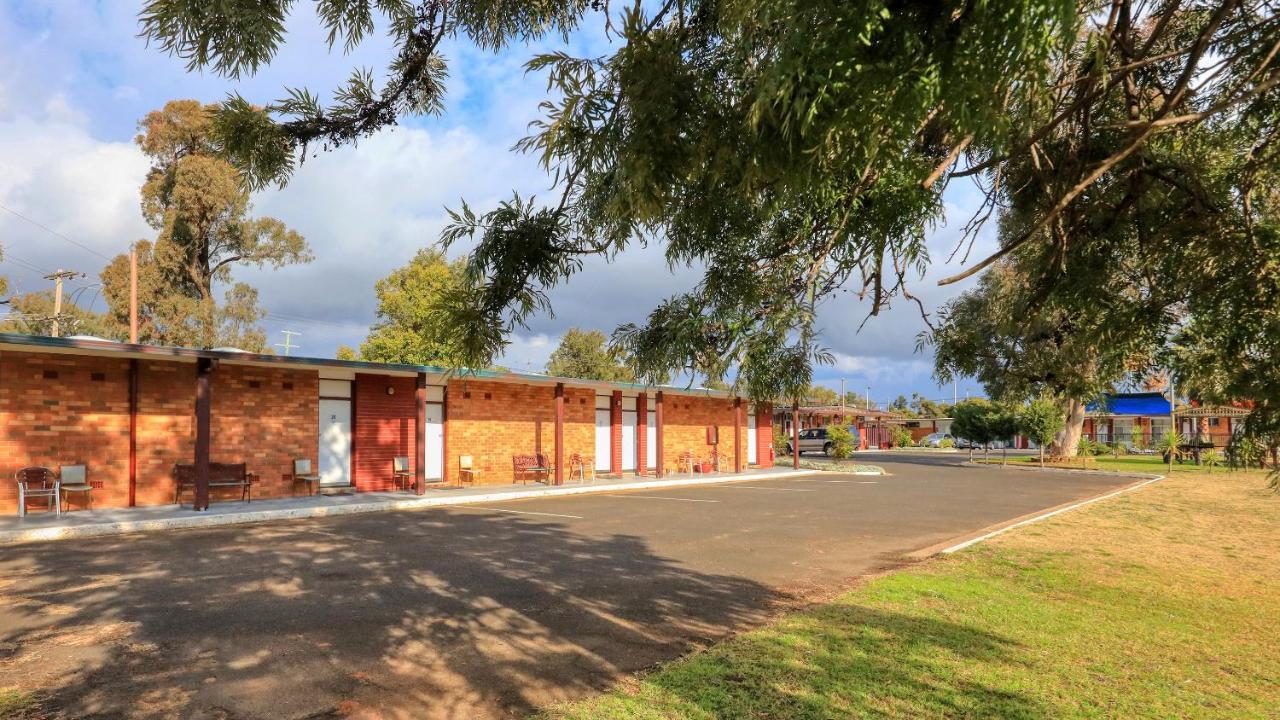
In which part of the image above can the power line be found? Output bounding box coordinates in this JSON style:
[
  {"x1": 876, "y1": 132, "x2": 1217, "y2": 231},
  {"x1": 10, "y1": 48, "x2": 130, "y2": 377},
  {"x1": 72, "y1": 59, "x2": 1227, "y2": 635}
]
[{"x1": 0, "y1": 202, "x2": 113, "y2": 261}]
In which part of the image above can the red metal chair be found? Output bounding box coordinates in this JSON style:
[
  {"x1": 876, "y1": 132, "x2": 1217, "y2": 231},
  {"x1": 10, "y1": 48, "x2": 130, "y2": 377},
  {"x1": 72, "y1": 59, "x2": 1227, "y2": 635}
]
[{"x1": 15, "y1": 466, "x2": 59, "y2": 517}]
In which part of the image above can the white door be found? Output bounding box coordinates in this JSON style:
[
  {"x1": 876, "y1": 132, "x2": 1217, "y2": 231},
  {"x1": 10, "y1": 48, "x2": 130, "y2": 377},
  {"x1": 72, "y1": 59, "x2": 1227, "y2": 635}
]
[
  {"x1": 424, "y1": 403, "x2": 444, "y2": 480},
  {"x1": 646, "y1": 412, "x2": 657, "y2": 469},
  {"x1": 621, "y1": 410, "x2": 638, "y2": 471},
  {"x1": 748, "y1": 414, "x2": 758, "y2": 464},
  {"x1": 595, "y1": 409, "x2": 611, "y2": 471},
  {"x1": 318, "y1": 398, "x2": 352, "y2": 486}
]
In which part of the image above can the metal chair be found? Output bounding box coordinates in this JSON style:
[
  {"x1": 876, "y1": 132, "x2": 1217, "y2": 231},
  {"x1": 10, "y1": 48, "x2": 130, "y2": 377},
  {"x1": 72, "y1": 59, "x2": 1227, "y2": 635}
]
[
  {"x1": 568, "y1": 453, "x2": 596, "y2": 483},
  {"x1": 678, "y1": 450, "x2": 697, "y2": 476},
  {"x1": 59, "y1": 465, "x2": 93, "y2": 511},
  {"x1": 458, "y1": 455, "x2": 478, "y2": 485},
  {"x1": 292, "y1": 459, "x2": 321, "y2": 496},
  {"x1": 392, "y1": 456, "x2": 412, "y2": 490},
  {"x1": 15, "y1": 466, "x2": 59, "y2": 517}
]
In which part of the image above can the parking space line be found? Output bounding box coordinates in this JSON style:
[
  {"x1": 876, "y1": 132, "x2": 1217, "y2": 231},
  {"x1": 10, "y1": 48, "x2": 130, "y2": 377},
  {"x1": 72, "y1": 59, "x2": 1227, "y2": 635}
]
[
  {"x1": 478, "y1": 508, "x2": 584, "y2": 519},
  {"x1": 717, "y1": 485, "x2": 817, "y2": 492},
  {"x1": 610, "y1": 495, "x2": 721, "y2": 503}
]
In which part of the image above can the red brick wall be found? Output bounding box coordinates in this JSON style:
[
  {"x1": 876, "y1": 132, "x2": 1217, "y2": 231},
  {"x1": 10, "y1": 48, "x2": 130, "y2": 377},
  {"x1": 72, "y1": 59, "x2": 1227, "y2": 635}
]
[
  {"x1": 660, "y1": 395, "x2": 739, "y2": 474},
  {"x1": 210, "y1": 364, "x2": 318, "y2": 500},
  {"x1": 445, "y1": 380, "x2": 594, "y2": 485},
  {"x1": 352, "y1": 374, "x2": 417, "y2": 492},
  {"x1": 133, "y1": 360, "x2": 194, "y2": 507},
  {"x1": 0, "y1": 351, "x2": 132, "y2": 513}
]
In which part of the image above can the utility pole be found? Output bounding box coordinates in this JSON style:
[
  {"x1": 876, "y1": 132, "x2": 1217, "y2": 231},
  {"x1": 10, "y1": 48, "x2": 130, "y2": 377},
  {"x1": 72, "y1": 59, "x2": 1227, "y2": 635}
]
[
  {"x1": 865, "y1": 386, "x2": 871, "y2": 411},
  {"x1": 129, "y1": 245, "x2": 138, "y2": 344},
  {"x1": 953, "y1": 378, "x2": 957, "y2": 406},
  {"x1": 840, "y1": 378, "x2": 846, "y2": 419},
  {"x1": 44, "y1": 269, "x2": 82, "y2": 338},
  {"x1": 275, "y1": 330, "x2": 300, "y2": 356}
]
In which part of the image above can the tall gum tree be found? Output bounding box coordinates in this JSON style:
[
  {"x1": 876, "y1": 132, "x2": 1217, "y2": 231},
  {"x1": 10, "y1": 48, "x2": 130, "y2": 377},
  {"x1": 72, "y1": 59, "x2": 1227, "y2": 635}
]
[{"x1": 102, "y1": 100, "x2": 311, "y2": 350}]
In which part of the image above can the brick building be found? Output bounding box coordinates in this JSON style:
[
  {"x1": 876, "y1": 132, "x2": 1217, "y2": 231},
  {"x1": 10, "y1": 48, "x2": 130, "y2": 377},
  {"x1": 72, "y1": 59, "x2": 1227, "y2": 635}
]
[{"x1": 0, "y1": 333, "x2": 774, "y2": 514}]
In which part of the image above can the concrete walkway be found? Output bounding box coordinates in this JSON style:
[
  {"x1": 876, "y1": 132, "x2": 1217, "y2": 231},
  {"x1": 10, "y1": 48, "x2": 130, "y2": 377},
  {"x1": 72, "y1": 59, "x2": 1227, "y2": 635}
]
[{"x1": 0, "y1": 467, "x2": 815, "y2": 545}]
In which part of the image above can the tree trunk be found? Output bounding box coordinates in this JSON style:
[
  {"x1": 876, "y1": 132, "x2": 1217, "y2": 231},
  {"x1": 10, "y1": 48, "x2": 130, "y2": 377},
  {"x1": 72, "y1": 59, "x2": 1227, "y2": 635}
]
[
  {"x1": 1039, "y1": 444, "x2": 1045, "y2": 468},
  {"x1": 1050, "y1": 398, "x2": 1086, "y2": 457}
]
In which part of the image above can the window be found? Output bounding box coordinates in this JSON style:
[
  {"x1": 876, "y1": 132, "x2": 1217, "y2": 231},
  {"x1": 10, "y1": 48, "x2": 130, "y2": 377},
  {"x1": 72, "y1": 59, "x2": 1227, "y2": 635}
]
[{"x1": 1208, "y1": 417, "x2": 1220, "y2": 427}]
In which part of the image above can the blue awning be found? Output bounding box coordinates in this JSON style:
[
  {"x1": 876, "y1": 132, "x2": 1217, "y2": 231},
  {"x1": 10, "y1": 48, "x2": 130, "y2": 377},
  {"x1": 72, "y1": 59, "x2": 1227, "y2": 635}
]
[{"x1": 1086, "y1": 392, "x2": 1171, "y2": 416}]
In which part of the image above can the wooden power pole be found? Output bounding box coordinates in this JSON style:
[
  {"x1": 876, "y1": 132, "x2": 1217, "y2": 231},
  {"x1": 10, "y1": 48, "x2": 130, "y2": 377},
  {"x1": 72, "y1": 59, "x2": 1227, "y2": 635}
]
[{"x1": 43, "y1": 269, "x2": 81, "y2": 338}]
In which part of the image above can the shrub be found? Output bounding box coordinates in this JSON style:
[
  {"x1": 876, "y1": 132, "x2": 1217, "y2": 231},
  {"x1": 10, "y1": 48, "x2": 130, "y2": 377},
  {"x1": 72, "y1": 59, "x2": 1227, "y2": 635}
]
[
  {"x1": 889, "y1": 426, "x2": 913, "y2": 448},
  {"x1": 939, "y1": 437, "x2": 955, "y2": 449},
  {"x1": 1201, "y1": 449, "x2": 1221, "y2": 473},
  {"x1": 826, "y1": 425, "x2": 855, "y2": 459},
  {"x1": 773, "y1": 425, "x2": 791, "y2": 454}
]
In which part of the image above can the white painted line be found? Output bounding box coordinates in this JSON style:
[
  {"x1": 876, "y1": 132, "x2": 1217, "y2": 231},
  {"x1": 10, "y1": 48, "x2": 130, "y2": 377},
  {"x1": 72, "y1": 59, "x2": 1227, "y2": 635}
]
[
  {"x1": 941, "y1": 474, "x2": 1166, "y2": 554},
  {"x1": 858, "y1": 481, "x2": 878, "y2": 484},
  {"x1": 480, "y1": 508, "x2": 584, "y2": 519},
  {"x1": 609, "y1": 495, "x2": 721, "y2": 503},
  {"x1": 716, "y1": 485, "x2": 817, "y2": 492}
]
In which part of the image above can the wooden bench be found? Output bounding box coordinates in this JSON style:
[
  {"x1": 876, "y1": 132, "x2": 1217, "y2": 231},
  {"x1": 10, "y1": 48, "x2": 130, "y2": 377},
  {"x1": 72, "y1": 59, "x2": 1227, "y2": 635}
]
[
  {"x1": 174, "y1": 462, "x2": 255, "y2": 505},
  {"x1": 512, "y1": 453, "x2": 553, "y2": 484}
]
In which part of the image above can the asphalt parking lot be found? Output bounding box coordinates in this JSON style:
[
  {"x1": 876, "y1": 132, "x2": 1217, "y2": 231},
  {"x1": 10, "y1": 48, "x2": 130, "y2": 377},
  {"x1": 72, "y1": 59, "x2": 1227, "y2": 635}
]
[{"x1": 0, "y1": 454, "x2": 1138, "y2": 719}]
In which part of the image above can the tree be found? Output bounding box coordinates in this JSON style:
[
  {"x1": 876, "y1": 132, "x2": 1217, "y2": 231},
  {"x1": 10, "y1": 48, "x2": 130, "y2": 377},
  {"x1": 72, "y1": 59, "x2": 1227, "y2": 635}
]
[
  {"x1": 825, "y1": 425, "x2": 855, "y2": 459},
  {"x1": 142, "y1": 2, "x2": 1280, "y2": 428},
  {"x1": 0, "y1": 289, "x2": 121, "y2": 340},
  {"x1": 1018, "y1": 399, "x2": 1065, "y2": 468},
  {"x1": 360, "y1": 249, "x2": 469, "y2": 365},
  {"x1": 546, "y1": 328, "x2": 634, "y2": 382},
  {"x1": 101, "y1": 100, "x2": 310, "y2": 349},
  {"x1": 950, "y1": 400, "x2": 995, "y2": 462},
  {"x1": 986, "y1": 405, "x2": 1020, "y2": 466},
  {"x1": 911, "y1": 394, "x2": 950, "y2": 418},
  {"x1": 335, "y1": 345, "x2": 357, "y2": 361},
  {"x1": 928, "y1": 259, "x2": 1148, "y2": 457}
]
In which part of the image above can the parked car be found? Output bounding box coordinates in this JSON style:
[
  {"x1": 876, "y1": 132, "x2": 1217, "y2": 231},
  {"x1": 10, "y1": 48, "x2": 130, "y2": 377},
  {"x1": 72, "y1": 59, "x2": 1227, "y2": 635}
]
[
  {"x1": 921, "y1": 432, "x2": 954, "y2": 448},
  {"x1": 783, "y1": 426, "x2": 861, "y2": 455},
  {"x1": 953, "y1": 437, "x2": 977, "y2": 449}
]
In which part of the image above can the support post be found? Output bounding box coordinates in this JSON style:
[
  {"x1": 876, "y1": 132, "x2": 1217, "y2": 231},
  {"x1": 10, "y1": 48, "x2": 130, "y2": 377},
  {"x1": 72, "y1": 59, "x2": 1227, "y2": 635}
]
[
  {"x1": 655, "y1": 391, "x2": 665, "y2": 477},
  {"x1": 415, "y1": 372, "x2": 427, "y2": 494},
  {"x1": 792, "y1": 401, "x2": 800, "y2": 469},
  {"x1": 734, "y1": 397, "x2": 743, "y2": 473},
  {"x1": 194, "y1": 357, "x2": 214, "y2": 511},
  {"x1": 128, "y1": 358, "x2": 138, "y2": 507},
  {"x1": 636, "y1": 393, "x2": 648, "y2": 476},
  {"x1": 554, "y1": 383, "x2": 565, "y2": 486}
]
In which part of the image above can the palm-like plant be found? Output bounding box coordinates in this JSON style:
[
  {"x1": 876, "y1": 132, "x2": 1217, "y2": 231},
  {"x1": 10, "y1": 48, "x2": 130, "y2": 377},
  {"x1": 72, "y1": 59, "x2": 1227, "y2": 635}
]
[{"x1": 1155, "y1": 431, "x2": 1185, "y2": 472}]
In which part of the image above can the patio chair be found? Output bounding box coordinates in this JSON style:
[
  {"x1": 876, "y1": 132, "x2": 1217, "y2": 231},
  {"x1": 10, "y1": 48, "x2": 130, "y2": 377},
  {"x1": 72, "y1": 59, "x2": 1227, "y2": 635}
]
[
  {"x1": 15, "y1": 466, "x2": 59, "y2": 517},
  {"x1": 392, "y1": 456, "x2": 413, "y2": 490},
  {"x1": 59, "y1": 464, "x2": 93, "y2": 511},
  {"x1": 458, "y1": 455, "x2": 478, "y2": 485},
  {"x1": 568, "y1": 453, "x2": 595, "y2": 483},
  {"x1": 677, "y1": 450, "x2": 697, "y2": 476},
  {"x1": 291, "y1": 459, "x2": 321, "y2": 497}
]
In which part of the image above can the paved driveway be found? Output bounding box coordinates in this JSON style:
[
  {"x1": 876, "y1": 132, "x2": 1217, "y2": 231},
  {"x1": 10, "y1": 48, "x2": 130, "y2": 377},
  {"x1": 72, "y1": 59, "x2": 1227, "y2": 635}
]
[{"x1": 0, "y1": 456, "x2": 1136, "y2": 719}]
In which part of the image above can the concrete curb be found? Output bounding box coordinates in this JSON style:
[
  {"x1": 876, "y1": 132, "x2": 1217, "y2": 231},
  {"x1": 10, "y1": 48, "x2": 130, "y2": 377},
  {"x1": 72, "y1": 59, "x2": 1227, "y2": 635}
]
[
  {"x1": 0, "y1": 470, "x2": 820, "y2": 546},
  {"x1": 937, "y1": 471, "x2": 1166, "y2": 554}
]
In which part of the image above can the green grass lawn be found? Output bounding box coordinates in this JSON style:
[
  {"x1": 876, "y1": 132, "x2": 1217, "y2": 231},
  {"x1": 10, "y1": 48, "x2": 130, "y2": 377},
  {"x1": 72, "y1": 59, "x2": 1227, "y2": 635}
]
[{"x1": 542, "y1": 471, "x2": 1280, "y2": 719}]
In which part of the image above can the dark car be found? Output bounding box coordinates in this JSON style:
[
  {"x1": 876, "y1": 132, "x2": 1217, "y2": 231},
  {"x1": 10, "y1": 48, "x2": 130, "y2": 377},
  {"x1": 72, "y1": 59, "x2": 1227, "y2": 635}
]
[{"x1": 783, "y1": 426, "x2": 861, "y2": 455}]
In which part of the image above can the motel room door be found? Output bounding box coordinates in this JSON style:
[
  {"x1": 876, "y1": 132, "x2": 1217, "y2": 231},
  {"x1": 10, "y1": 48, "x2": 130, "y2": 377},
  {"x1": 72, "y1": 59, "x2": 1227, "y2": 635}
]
[
  {"x1": 595, "y1": 396, "x2": 611, "y2": 472},
  {"x1": 646, "y1": 412, "x2": 657, "y2": 470},
  {"x1": 318, "y1": 379, "x2": 353, "y2": 487},
  {"x1": 747, "y1": 412, "x2": 758, "y2": 464},
  {"x1": 424, "y1": 402, "x2": 444, "y2": 482},
  {"x1": 621, "y1": 397, "x2": 638, "y2": 472}
]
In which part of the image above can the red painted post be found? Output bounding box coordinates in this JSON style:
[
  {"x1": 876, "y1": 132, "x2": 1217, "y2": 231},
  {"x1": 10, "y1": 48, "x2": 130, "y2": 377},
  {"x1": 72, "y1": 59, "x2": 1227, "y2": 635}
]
[
  {"x1": 655, "y1": 391, "x2": 665, "y2": 477},
  {"x1": 554, "y1": 383, "x2": 565, "y2": 485},
  {"x1": 636, "y1": 393, "x2": 648, "y2": 476},
  {"x1": 194, "y1": 357, "x2": 214, "y2": 511},
  {"x1": 415, "y1": 372, "x2": 427, "y2": 494},
  {"x1": 792, "y1": 401, "x2": 800, "y2": 469},
  {"x1": 128, "y1": 359, "x2": 138, "y2": 507}
]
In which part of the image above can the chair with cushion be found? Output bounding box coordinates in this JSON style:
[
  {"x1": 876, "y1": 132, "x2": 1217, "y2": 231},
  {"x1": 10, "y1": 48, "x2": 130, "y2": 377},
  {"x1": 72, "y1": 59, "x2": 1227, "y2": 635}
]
[
  {"x1": 15, "y1": 466, "x2": 59, "y2": 517},
  {"x1": 59, "y1": 464, "x2": 93, "y2": 511},
  {"x1": 458, "y1": 455, "x2": 478, "y2": 486},
  {"x1": 392, "y1": 456, "x2": 413, "y2": 491},
  {"x1": 292, "y1": 459, "x2": 321, "y2": 496}
]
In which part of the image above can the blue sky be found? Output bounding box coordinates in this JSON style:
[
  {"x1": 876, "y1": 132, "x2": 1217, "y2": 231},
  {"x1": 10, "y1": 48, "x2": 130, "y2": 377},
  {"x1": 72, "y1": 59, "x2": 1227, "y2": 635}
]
[{"x1": 0, "y1": 1, "x2": 991, "y2": 405}]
